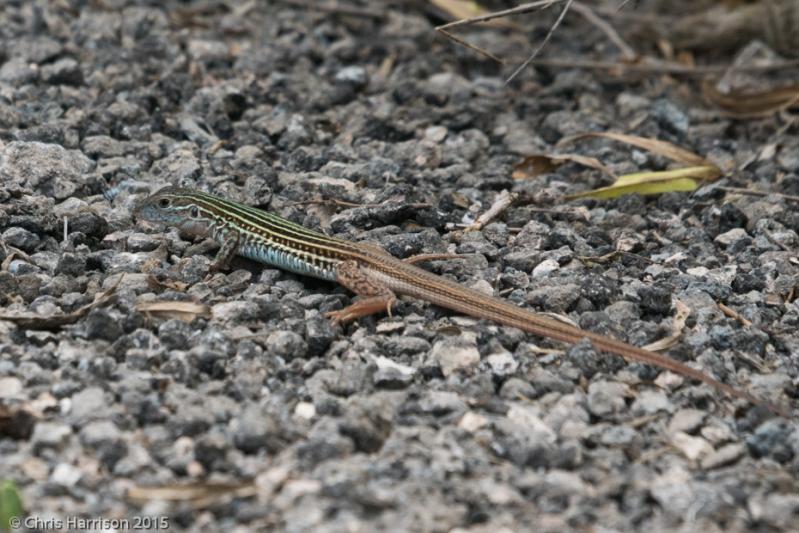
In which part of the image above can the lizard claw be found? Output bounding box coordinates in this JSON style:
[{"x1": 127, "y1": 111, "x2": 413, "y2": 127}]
[{"x1": 325, "y1": 309, "x2": 350, "y2": 325}]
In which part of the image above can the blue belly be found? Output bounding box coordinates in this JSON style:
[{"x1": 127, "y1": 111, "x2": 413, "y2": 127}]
[{"x1": 238, "y1": 243, "x2": 338, "y2": 282}]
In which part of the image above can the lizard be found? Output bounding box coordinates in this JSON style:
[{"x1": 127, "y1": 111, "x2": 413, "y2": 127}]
[{"x1": 133, "y1": 186, "x2": 789, "y2": 416}]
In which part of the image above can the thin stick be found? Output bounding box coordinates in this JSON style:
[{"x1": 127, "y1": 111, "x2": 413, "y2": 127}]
[
  {"x1": 571, "y1": 1, "x2": 637, "y2": 60},
  {"x1": 615, "y1": 0, "x2": 637, "y2": 12},
  {"x1": 577, "y1": 250, "x2": 654, "y2": 265},
  {"x1": 466, "y1": 190, "x2": 518, "y2": 232},
  {"x1": 763, "y1": 228, "x2": 792, "y2": 252},
  {"x1": 0, "y1": 274, "x2": 124, "y2": 331},
  {"x1": 515, "y1": 57, "x2": 799, "y2": 75},
  {"x1": 718, "y1": 302, "x2": 753, "y2": 327},
  {"x1": 506, "y1": 0, "x2": 574, "y2": 84},
  {"x1": 717, "y1": 186, "x2": 799, "y2": 203},
  {"x1": 436, "y1": 28, "x2": 505, "y2": 64}
]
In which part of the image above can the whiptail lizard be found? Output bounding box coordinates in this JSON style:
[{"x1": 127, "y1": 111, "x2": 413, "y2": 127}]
[{"x1": 134, "y1": 187, "x2": 788, "y2": 416}]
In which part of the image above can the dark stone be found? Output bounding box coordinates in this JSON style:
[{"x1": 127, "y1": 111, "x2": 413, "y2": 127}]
[
  {"x1": 232, "y1": 405, "x2": 291, "y2": 454},
  {"x1": 79, "y1": 309, "x2": 124, "y2": 342},
  {"x1": 304, "y1": 316, "x2": 335, "y2": 356},
  {"x1": 731, "y1": 270, "x2": 766, "y2": 293},
  {"x1": 67, "y1": 212, "x2": 108, "y2": 240},
  {"x1": 55, "y1": 252, "x2": 87, "y2": 277},
  {"x1": 41, "y1": 58, "x2": 84, "y2": 85},
  {"x1": 579, "y1": 274, "x2": 620, "y2": 307},
  {"x1": 637, "y1": 284, "x2": 673, "y2": 315},
  {"x1": 564, "y1": 338, "x2": 625, "y2": 379},
  {"x1": 718, "y1": 203, "x2": 748, "y2": 233},
  {"x1": 0, "y1": 404, "x2": 37, "y2": 439},
  {"x1": 747, "y1": 420, "x2": 795, "y2": 463}
]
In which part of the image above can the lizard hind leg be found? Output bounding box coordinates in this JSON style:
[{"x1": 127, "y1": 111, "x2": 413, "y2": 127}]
[{"x1": 326, "y1": 260, "x2": 397, "y2": 325}]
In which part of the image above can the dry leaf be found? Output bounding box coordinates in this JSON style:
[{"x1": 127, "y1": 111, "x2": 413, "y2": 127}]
[
  {"x1": 559, "y1": 131, "x2": 711, "y2": 166},
  {"x1": 136, "y1": 301, "x2": 211, "y2": 322},
  {"x1": 450, "y1": 191, "x2": 471, "y2": 209},
  {"x1": 127, "y1": 482, "x2": 256, "y2": 508},
  {"x1": 1, "y1": 246, "x2": 32, "y2": 272},
  {"x1": 430, "y1": 0, "x2": 485, "y2": 20},
  {"x1": 564, "y1": 166, "x2": 721, "y2": 200},
  {"x1": 146, "y1": 274, "x2": 189, "y2": 292},
  {"x1": 435, "y1": 324, "x2": 464, "y2": 336},
  {"x1": 643, "y1": 300, "x2": 690, "y2": 352},
  {"x1": 702, "y1": 80, "x2": 799, "y2": 118},
  {"x1": 512, "y1": 153, "x2": 616, "y2": 180},
  {"x1": 0, "y1": 276, "x2": 122, "y2": 330}
]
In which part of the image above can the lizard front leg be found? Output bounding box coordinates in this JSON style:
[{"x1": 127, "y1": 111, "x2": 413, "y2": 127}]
[
  {"x1": 208, "y1": 232, "x2": 240, "y2": 274},
  {"x1": 326, "y1": 260, "x2": 397, "y2": 324}
]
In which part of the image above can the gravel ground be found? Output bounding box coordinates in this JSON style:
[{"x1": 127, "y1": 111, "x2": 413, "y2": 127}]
[{"x1": 1, "y1": 1, "x2": 798, "y2": 532}]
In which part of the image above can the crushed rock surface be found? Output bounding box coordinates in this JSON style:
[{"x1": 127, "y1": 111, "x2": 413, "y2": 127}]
[{"x1": 1, "y1": 1, "x2": 798, "y2": 532}]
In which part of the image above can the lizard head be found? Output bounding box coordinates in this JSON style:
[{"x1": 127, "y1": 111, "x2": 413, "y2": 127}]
[{"x1": 133, "y1": 186, "x2": 213, "y2": 237}]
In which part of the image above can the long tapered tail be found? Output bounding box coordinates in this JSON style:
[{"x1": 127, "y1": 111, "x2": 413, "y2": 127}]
[{"x1": 373, "y1": 260, "x2": 789, "y2": 416}]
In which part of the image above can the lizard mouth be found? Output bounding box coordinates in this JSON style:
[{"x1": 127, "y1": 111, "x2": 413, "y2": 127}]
[{"x1": 135, "y1": 218, "x2": 165, "y2": 231}]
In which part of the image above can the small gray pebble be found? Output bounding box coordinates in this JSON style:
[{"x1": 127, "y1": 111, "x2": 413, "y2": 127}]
[
  {"x1": 31, "y1": 422, "x2": 72, "y2": 452},
  {"x1": 2, "y1": 227, "x2": 41, "y2": 252},
  {"x1": 335, "y1": 66, "x2": 368, "y2": 88},
  {"x1": 264, "y1": 330, "x2": 309, "y2": 360}
]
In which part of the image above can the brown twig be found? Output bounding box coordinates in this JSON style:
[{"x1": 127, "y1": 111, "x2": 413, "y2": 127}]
[
  {"x1": 732, "y1": 350, "x2": 771, "y2": 374},
  {"x1": 434, "y1": 1, "x2": 564, "y2": 68},
  {"x1": 763, "y1": 228, "x2": 793, "y2": 252},
  {"x1": 515, "y1": 57, "x2": 799, "y2": 75},
  {"x1": 506, "y1": 0, "x2": 574, "y2": 84},
  {"x1": 718, "y1": 302, "x2": 753, "y2": 327},
  {"x1": 0, "y1": 275, "x2": 124, "y2": 330},
  {"x1": 717, "y1": 186, "x2": 799, "y2": 204},
  {"x1": 577, "y1": 250, "x2": 654, "y2": 265},
  {"x1": 436, "y1": 28, "x2": 504, "y2": 64},
  {"x1": 465, "y1": 190, "x2": 518, "y2": 232},
  {"x1": 1, "y1": 246, "x2": 32, "y2": 271},
  {"x1": 614, "y1": 0, "x2": 636, "y2": 11},
  {"x1": 571, "y1": 1, "x2": 637, "y2": 60}
]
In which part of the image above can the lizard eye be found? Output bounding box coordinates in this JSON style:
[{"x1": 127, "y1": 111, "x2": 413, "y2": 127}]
[
  {"x1": 190, "y1": 207, "x2": 200, "y2": 218},
  {"x1": 158, "y1": 198, "x2": 171, "y2": 208}
]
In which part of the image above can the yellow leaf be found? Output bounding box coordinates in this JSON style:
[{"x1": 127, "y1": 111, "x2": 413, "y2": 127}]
[
  {"x1": 429, "y1": 0, "x2": 516, "y2": 28},
  {"x1": 565, "y1": 166, "x2": 721, "y2": 200},
  {"x1": 430, "y1": 0, "x2": 485, "y2": 20}
]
